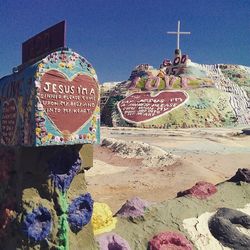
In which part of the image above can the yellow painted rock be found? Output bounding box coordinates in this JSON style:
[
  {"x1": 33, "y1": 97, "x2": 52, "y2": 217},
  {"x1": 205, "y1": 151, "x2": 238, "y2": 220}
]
[{"x1": 91, "y1": 202, "x2": 117, "y2": 235}]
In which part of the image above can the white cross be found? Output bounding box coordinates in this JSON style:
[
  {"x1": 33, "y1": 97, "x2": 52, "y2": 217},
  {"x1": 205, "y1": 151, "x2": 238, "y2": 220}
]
[{"x1": 167, "y1": 20, "x2": 191, "y2": 50}]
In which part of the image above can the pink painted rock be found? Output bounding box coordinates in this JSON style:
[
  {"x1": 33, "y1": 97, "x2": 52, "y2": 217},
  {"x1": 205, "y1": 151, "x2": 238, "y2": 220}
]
[
  {"x1": 116, "y1": 197, "x2": 151, "y2": 218},
  {"x1": 229, "y1": 168, "x2": 250, "y2": 183},
  {"x1": 96, "y1": 233, "x2": 131, "y2": 250},
  {"x1": 177, "y1": 181, "x2": 217, "y2": 199},
  {"x1": 149, "y1": 231, "x2": 193, "y2": 250}
]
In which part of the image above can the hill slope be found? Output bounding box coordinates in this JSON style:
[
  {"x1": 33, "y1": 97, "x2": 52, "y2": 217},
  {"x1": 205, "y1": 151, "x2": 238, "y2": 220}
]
[{"x1": 101, "y1": 59, "x2": 250, "y2": 128}]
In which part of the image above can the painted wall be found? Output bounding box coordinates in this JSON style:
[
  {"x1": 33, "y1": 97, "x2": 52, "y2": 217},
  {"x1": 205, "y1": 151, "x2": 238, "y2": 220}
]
[{"x1": 0, "y1": 49, "x2": 100, "y2": 146}]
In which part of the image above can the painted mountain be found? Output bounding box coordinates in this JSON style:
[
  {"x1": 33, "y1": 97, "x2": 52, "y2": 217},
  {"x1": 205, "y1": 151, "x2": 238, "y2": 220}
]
[{"x1": 101, "y1": 54, "x2": 250, "y2": 129}]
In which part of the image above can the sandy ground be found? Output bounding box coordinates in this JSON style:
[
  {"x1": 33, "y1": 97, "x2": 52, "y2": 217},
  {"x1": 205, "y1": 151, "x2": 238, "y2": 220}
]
[{"x1": 86, "y1": 127, "x2": 250, "y2": 211}]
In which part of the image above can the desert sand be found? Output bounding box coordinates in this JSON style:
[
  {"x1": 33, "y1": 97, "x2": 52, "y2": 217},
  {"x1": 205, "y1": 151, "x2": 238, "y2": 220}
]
[{"x1": 86, "y1": 126, "x2": 250, "y2": 212}]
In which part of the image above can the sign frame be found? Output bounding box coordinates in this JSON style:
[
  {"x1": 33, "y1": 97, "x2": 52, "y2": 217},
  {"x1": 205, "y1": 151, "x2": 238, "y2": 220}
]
[{"x1": 22, "y1": 21, "x2": 66, "y2": 64}]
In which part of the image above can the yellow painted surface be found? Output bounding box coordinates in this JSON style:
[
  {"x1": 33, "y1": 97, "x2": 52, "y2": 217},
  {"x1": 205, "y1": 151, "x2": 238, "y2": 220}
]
[{"x1": 91, "y1": 202, "x2": 117, "y2": 235}]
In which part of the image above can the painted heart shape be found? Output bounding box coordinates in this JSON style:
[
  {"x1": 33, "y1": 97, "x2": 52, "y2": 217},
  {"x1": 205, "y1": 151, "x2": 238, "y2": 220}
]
[
  {"x1": 117, "y1": 91, "x2": 188, "y2": 123},
  {"x1": 39, "y1": 70, "x2": 99, "y2": 134},
  {"x1": 1, "y1": 99, "x2": 18, "y2": 144}
]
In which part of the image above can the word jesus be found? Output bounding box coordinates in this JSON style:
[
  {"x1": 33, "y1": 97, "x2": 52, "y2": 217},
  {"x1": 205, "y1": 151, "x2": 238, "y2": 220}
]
[{"x1": 43, "y1": 82, "x2": 96, "y2": 95}]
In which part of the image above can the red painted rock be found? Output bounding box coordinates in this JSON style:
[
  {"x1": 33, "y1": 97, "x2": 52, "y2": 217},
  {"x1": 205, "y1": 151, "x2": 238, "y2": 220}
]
[
  {"x1": 117, "y1": 91, "x2": 188, "y2": 123},
  {"x1": 177, "y1": 181, "x2": 217, "y2": 199},
  {"x1": 149, "y1": 231, "x2": 193, "y2": 250}
]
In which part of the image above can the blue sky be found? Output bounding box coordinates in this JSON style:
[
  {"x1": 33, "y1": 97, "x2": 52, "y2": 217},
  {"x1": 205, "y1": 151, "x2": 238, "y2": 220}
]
[{"x1": 0, "y1": 0, "x2": 249, "y2": 83}]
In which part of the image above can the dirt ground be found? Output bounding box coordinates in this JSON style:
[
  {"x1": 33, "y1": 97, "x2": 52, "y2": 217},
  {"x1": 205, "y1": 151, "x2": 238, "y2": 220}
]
[{"x1": 85, "y1": 127, "x2": 250, "y2": 211}]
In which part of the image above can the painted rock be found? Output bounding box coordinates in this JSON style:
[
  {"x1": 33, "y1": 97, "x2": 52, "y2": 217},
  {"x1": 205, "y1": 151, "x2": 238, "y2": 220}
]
[
  {"x1": 96, "y1": 233, "x2": 131, "y2": 250},
  {"x1": 229, "y1": 168, "x2": 250, "y2": 183},
  {"x1": 91, "y1": 202, "x2": 117, "y2": 235},
  {"x1": 149, "y1": 231, "x2": 193, "y2": 250},
  {"x1": 116, "y1": 197, "x2": 151, "y2": 218},
  {"x1": 177, "y1": 181, "x2": 217, "y2": 199},
  {"x1": 208, "y1": 207, "x2": 250, "y2": 249}
]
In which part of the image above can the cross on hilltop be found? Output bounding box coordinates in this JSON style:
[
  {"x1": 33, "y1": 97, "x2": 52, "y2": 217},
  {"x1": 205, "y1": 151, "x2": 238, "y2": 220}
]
[{"x1": 167, "y1": 20, "x2": 191, "y2": 50}]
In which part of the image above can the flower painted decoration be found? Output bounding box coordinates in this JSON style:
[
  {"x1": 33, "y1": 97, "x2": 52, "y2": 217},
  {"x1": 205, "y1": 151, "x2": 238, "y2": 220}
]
[
  {"x1": 68, "y1": 193, "x2": 94, "y2": 232},
  {"x1": 49, "y1": 148, "x2": 81, "y2": 192},
  {"x1": 22, "y1": 206, "x2": 52, "y2": 242}
]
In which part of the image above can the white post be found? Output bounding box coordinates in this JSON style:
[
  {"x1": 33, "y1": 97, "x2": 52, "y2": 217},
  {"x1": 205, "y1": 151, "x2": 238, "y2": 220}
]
[
  {"x1": 177, "y1": 20, "x2": 180, "y2": 49},
  {"x1": 167, "y1": 20, "x2": 191, "y2": 50}
]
